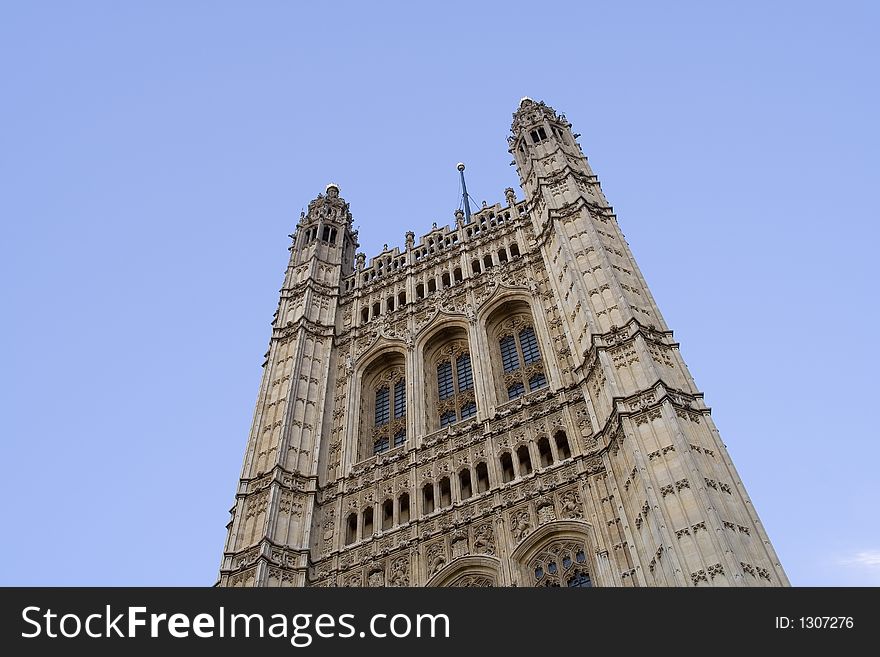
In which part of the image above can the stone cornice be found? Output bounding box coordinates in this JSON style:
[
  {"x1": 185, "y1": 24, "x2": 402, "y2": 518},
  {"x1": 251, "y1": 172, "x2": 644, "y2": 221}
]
[
  {"x1": 220, "y1": 537, "x2": 311, "y2": 578},
  {"x1": 271, "y1": 316, "x2": 336, "y2": 342},
  {"x1": 235, "y1": 463, "x2": 319, "y2": 497},
  {"x1": 281, "y1": 277, "x2": 341, "y2": 299}
]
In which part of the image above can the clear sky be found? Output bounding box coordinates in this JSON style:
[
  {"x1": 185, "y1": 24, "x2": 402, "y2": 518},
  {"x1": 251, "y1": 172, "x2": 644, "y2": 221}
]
[{"x1": 1, "y1": 2, "x2": 877, "y2": 586}]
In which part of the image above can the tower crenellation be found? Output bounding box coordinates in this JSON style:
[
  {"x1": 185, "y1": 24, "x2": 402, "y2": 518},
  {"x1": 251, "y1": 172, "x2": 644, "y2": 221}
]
[{"x1": 218, "y1": 100, "x2": 787, "y2": 588}]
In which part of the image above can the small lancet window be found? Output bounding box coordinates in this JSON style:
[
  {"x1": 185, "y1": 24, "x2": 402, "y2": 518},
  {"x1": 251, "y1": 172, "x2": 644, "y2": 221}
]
[
  {"x1": 362, "y1": 507, "x2": 374, "y2": 536},
  {"x1": 382, "y1": 499, "x2": 393, "y2": 531},
  {"x1": 345, "y1": 513, "x2": 357, "y2": 545},
  {"x1": 555, "y1": 430, "x2": 571, "y2": 459},
  {"x1": 398, "y1": 493, "x2": 410, "y2": 524},
  {"x1": 476, "y1": 462, "x2": 490, "y2": 492},
  {"x1": 423, "y1": 483, "x2": 435, "y2": 514},
  {"x1": 516, "y1": 444, "x2": 533, "y2": 475},
  {"x1": 459, "y1": 469, "x2": 472, "y2": 500},
  {"x1": 538, "y1": 437, "x2": 553, "y2": 467},
  {"x1": 439, "y1": 477, "x2": 451, "y2": 508},
  {"x1": 500, "y1": 452, "x2": 515, "y2": 483}
]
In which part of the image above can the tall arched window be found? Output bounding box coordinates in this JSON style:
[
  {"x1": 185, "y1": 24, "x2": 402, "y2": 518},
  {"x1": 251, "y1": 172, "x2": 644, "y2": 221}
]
[
  {"x1": 425, "y1": 328, "x2": 477, "y2": 431},
  {"x1": 359, "y1": 353, "x2": 407, "y2": 459},
  {"x1": 487, "y1": 302, "x2": 549, "y2": 402}
]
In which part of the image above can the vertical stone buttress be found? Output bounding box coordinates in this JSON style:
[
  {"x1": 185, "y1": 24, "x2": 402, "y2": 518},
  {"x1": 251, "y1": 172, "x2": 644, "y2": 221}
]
[
  {"x1": 218, "y1": 185, "x2": 356, "y2": 587},
  {"x1": 511, "y1": 99, "x2": 788, "y2": 586}
]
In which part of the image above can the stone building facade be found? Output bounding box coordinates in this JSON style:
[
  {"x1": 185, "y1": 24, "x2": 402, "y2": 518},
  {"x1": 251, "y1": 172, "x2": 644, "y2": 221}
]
[{"x1": 217, "y1": 99, "x2": 788, "y2": 587}]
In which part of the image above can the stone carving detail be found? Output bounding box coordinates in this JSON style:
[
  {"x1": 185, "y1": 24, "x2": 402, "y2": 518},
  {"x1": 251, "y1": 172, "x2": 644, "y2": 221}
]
[
  {"x1": 342, "y1": 571, "x2": 362, "y2": 587},
  {"x1": 367, "y1": 567, "x2": 385, "y2": 587},
  {"x1": 426, "y1": 542, "x2": 447, "y2": 576},
  {"x1": 558, "y1": 489, "x2": 583, "y2": 519},
  {"x1": 389, "y1": 556, "x2": 410, "y2": 587},
  {"x1": 233, "y1": 547, "x2": 260, "y2": 569},
  {"x1": 279, "y1": 490, "x2": 304, "y2": 517},
  {"x1": 510, "y1": 509, "x2": 532, "y2": 541},
  {"x1": 537, "y1": 501, "x2": 557, "y2": 524},
  {"x1": 472, "y1": 522, "x2": 496, "y2": 555},
  {"x1": 451, "y1": 528, "x2": 469, "y2": 558}
]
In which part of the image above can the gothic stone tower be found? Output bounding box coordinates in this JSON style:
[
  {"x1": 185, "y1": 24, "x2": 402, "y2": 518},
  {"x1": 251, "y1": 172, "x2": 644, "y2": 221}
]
[{"x1": 218, "y1": 99, "x2": 788, "y2": 588}]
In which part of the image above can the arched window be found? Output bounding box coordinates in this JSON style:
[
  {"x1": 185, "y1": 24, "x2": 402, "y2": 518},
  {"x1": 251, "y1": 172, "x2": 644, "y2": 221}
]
[
  {"x1": 361, "y1": 307, "x2": 369, "y2": 323},
  {"x1": 439, "y1": 477, "x2": 451, "y2": 507},
  {"x1": 488, "y1": 304, "x2": 549, "y2": 402},
  {"x1": 442, "y1": 272, "x2": 451, "y2": 288},
  {"x1": 423, "y1": 483, "x2": 435, "y2": 514},
  {"x1": 345, "y1": 513, "x2": 357, "y2": 545},
  {"x1": 398, "y1": 493, "x2": 410, "y2": 524},
  {"x1": 509, "y1": 242, "x2": 520, "y2": 258},
  {"x1": 453, "y1": 267, "x2": 463, "y2": 283},
  {"x1": 472, "y1": 259, "x2": 481, "y2": 275},
  {"x1": 476, "y1": 462, "x2": 490, "y2": 493},
  {"x1": 362, "y1": 507, "x2": 374, "y2": 537},
  {"x1": 554, "y1": 430, "x2": 572, "y2": 460},
  {"x1": 516, "y1": 444, "x2": 533, "y2": 476},
  {"x1": 359, "y1": 355, "x2": 407, "y2": 459},
  {"x1": 428, "y1": 278, "x2": 437, "y2": 294},
  {"x1": 483, "y1": 254, "x2": 493, "y2": 269},
  {"x1": 382, "y1": 499, "x2": 393, "y2": 531},
  {"x1": 398, "y1": 290, "x2": 406, "y2": 307},
  {"x1": 498, "y1": 248, "x2": 508, "y2": 264},
  {"x1": 537, "y1": 437, "x2": 553, "y2": 467},
  {"x1": 459, "y1": 469, "x2": 472, "y2": 500},
  {"x1": 500, "y1": 452, "x2": 515, "y2": 483},
  {"x1": 426, "y1": 330, "x2": 477, "y2": 431},
  {"x1": 387, "y1": 295, "x2": 395, "y2": 312}
]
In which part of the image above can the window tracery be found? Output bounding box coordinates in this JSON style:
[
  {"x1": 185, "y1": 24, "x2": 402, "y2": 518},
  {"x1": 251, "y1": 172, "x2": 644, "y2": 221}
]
[
  {"x1": 359, "y1": 356, "x2": 407, "y2": 459},
  {"x1": 495, "y1": 315, "x2": 548, "y2": 400},
  {"x1": 429, "y1": 339, "x2": 477, "y2": 429},
  {"x1": 529, "y1": 539, "x2": 592, "y2": 588}
]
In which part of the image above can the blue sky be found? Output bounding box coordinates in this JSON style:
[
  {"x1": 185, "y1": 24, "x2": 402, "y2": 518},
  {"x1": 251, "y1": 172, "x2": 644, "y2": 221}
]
[{"x1": 1, "y1": 2, "x2": 877, "y2": 586}]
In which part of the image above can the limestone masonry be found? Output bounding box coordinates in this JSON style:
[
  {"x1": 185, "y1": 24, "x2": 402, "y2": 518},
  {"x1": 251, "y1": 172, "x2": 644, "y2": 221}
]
[{"x1": 217, "y1": 99, "x2": 788, "y2": 587}]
